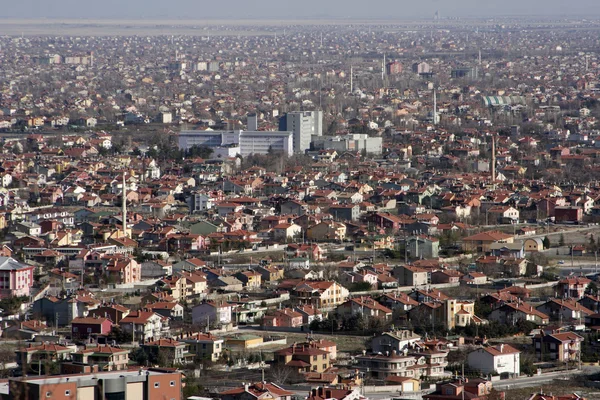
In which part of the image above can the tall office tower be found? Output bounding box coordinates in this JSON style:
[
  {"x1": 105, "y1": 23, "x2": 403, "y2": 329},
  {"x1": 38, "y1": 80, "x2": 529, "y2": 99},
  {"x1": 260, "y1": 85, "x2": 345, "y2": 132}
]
[
  {"x1": 247, "y1": 113, "x2": 258, "y2": 131},
  {"x1": 279, "y1": 111, "x2": 323, "y2": 153}
]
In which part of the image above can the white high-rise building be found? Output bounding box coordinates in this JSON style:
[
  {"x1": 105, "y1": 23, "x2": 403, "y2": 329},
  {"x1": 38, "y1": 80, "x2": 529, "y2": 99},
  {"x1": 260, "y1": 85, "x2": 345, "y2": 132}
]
[{"x1": 279, "y1": 111, "x2": 323, "y2": 153}]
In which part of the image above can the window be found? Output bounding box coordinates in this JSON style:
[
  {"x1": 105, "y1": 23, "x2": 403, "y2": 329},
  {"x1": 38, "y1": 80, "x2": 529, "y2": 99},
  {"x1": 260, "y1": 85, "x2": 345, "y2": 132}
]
[
  {"x1": 154, "y1": 382, "x2": 160, "y2": 388},
  {"x1": 170, "y1": 381, "x2": 175, "y2": 387},
  {"x1": 73, "y1": 327, "x2": 78, "y2": 332}
]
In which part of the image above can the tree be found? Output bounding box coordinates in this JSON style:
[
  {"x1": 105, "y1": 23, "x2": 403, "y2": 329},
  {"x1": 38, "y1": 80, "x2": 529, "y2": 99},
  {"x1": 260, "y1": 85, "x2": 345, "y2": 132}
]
[
  {"x1": 269, "y1": 366, "x2": 295, "y2": 385},
  {"x1": 542, "y1": 236, "x2": 550, "y2": 249},
  {"x1": 586, "y1": 282, "x2": 599, "y2": 296},
  {"x1": 559, "y1": 233, "x2": 565, "y2": 247}
]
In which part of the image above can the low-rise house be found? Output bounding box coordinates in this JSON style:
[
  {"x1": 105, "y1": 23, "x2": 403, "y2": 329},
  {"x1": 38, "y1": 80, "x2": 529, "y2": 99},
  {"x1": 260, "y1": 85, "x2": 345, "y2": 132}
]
[
  {"x1": 192, "y1": 301, "x2": 233, "y2": 326},
  {"x1": 557, "y1": 277, "x2": 591, "y2": 299},
  {"x1": 71, "y1": 316, "x2": 112, "y2": 340},
  {"x1": 119, "y1": 311, "x2": 168, "y2": 342},
  {"x1": 220, "y1": 382, "x2": 294, "y2": 400},
  {"x1": 393, "y1": 265, "x2": 428, "y2": 287},
  {"x1": 336, "y1": 297, "x2": 392, "y2": 320},
  {"x1": 235, "y1": 270, "x2": 263, "y2": 289},
  {"x1": 379, "y1": 292, "x2": 419, "y2": 312},
  {"x1": 532, "y1": 331, "x2": 583, "y2": 362},
  {"x1": 0, "y1": 256, "x2": 35, "y2": 299},
  {"x1": 183, "y1": 332, "x2": 224, "y2": 362},
  {"x1": 273, "y1": 342, "x2": 331, "y2": 374},
  {"x1": 407, "y1": 235, "x2": 439, "y2": 259},
  {"x1": 423, "y1": 378, "x2": 498, "y2": 400},
  {"x1": 294, "y1": 305, "x2": 322, "y2": 325},
  {"x1": 262, "y1": 308, "x2": 304, "y2": 328},
  {"x1": 461, "y1": 272, "x2": 488, "y2": 285},
  {"x1": 147, "y1": 301, "x2": 184, "y2": 320},
  {"x1": 536, "y1": 298, "x2": 594, "y2": 323},
  {"x1": 141, "y1": 338, "x2": 192, "y2": 366},
  {"x1": 467, "y1": 344, "x2": 521, "y2": 376},
  {"x1": 16, "y1": 343, "x2": 74, "y2": 374},
  {"x1": 291, "y1": 280, "x2": 349, "y2": 309},
  {"x1": 306, "y1": 387, "x2": 361, "y2": 400},
  {"x1": 489, "y1": 302, "x2": 549, "y2": 326},
  {"x1": 371, "y1": 330, "x2": 421, "y2": 354},
  {"x1": 70, "y1": 344, "x2": 130, "y2": 371}
]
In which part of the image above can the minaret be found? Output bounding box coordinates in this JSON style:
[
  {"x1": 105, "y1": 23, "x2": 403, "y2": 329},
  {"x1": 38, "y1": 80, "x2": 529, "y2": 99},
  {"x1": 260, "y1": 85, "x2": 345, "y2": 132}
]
[
  {"x1": 491, "y1": 135, "x2": 496, "y2": 183},
  {"x1": 433, "y1": 88, "x2": 437, "y2": 126},
  {"x1": 350, "y1": 65, "x2": 353, "y2": 93},
  {"x1": 122, "y1": 173, "x2": 127, "y2": 238}
]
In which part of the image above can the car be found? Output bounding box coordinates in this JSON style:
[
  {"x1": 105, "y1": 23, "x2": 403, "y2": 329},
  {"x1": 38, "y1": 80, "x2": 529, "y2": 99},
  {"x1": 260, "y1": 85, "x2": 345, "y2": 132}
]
[{"x1": 558, "y1": 260, "x2": 565, "y2": 265}]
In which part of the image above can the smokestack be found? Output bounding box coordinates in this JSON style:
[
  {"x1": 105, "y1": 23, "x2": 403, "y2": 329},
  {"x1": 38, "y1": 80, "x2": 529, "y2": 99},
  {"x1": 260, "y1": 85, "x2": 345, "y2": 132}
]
[
  {"x1": 122, "y1": 173, "x2": 127, "y2": 238},
  {"x1": 491, "y1": 134, "x2": 496, "y2": 184}
]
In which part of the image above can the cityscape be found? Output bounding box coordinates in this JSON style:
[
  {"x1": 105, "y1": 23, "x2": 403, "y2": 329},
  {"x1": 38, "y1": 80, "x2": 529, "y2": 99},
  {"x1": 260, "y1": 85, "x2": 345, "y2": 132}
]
[{"x1": 0, "y1": 8, "x2": 600, "y2": 400}]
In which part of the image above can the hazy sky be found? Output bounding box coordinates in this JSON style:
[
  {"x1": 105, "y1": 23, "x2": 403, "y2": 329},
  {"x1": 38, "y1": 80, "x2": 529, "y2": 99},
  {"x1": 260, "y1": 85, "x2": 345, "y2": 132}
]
[{"x1": 1, "y1": 0, "x2": 598, "y2": 19}]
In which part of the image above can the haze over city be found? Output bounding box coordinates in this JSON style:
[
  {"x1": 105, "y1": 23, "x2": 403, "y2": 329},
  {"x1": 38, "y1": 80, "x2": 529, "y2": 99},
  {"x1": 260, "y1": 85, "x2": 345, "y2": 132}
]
[{"x1": 2, "y1": 0, "x2": 599, "y2": 19}]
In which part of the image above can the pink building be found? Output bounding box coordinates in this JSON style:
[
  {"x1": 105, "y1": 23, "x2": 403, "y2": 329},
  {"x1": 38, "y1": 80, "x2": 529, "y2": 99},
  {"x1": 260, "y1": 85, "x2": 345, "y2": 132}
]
[{"x1": 0, "y1": 257, "x2": 34, "y2": 299}]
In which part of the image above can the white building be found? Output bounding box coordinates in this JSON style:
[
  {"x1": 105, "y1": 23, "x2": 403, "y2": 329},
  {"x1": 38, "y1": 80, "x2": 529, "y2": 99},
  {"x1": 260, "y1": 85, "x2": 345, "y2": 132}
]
[
  {"x1": 189, "y1": 193, "x2": 214, "y2": 213},
  {"x1": 192, "y1": 301, "x2": 232, "y2": 326},
  {"x1": 467, "y1": 344, "x2": 520, "y2": 376},
  {"x1": 178, "y1": 130, "x2": 293, "y2": 157},
  {"x1": 280, "y1": 111, "x2": 323, "y2": 153},
  {"x1": 312, "y1": 134, "x2": 383, "y2": 154}
]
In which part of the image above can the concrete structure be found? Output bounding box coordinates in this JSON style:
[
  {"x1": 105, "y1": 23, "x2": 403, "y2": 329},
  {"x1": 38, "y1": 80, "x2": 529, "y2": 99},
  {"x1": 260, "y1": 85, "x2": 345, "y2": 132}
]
[
  {"x1": 183, "y1": 332, "x2": 224, "y2": 362},
  {"x1": 279, "y1": 111, "x2": 323, "y2": 153}
]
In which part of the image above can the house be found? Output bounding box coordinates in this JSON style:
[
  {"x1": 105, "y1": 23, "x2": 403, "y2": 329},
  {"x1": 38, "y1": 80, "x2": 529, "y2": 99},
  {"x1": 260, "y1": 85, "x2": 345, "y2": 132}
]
[
  {"x1": 291, "y1": 280, "x2": 349, "y2": 309},
  {"x1": 461, "y1": 272, "x2": 487, "y2": 286},
  {"x1": 407, "y1": 235, "x2": 439, "y2": 259},
  {"x1": 71, "y1": 316, "x2": 112, "y2": 339},
  {"x1": 147, "y1": 301, "x2": 184, "y2": 320},
  {"x1": 273, "y1": 223, "x2": 302, "y2": 241},
  {"x1": 554, "y1": 206, "x2": 583, "y2": 223},
  {"x1": 423, "y1": 378, "x2": 499, "y2": 400},
  {"x1": 192, "y1": 301, "x2": 233, "y2": 326},
  {"x1": 306, "y1": 387, "x2": 362, "y2": 400},
  {"x1": 262, "y1": 308, "x2": 304, "y2": 328},
  {"x1": 336, "y1": 297, "x2": 392, "y2": 320},
  {"x1": 0, "y1": 257, "x2": 35, "y2": 299},
  {"x1": 15, "y1": 343, "x2": 74, "y2": 374},
  {"x1": 370, "y1": 330, "x2": 421, "y2": 354},
  {"x1": 294, "y1": 305, "x2": 323, "y2": 325},
  {"x1": 273, "y1": 342, "x2": 331, "y2": 374},
  {"x1": 119, "y1": 311, "x2": 168, "y2": 342},
  {"x1": 532, "y1": 331, "x2": 583, "y2": 362},
  {"x1": 141, "y1": 338, "x2": 192, "y2": 366},
  {"x1": 70, "y1": 344, "x2": 130, "y2": 371},
  {"x1": 536, "y1": 298, "x2": 593, "y2": 323},
  {"x1": 183, "y1": 332, "x2": 224, "y2": 362},
  {"x1": 431, "y1": 269, "x2": 462, "y2": 284},
  {"x1": 379, "y1": 292, "x2": 419, "y2": 312},
  {"x1": 557, "y1": 277, "x2": 591, "y2": 299},
  {"x1": 489, "y1": 242, "x2": 525, "y2": 259},
  {"x1": 467, "y1": 344, "x2": 521, "y2": 376},
  {"x1": 219, "y1": 382, "x2": 294, "y2": 400},
  {"x1": 235, "y1": 270, "x2": 263, "y2": 289},
  {"x1": 89, "y1": 304, "x2": 130, "y2": 323},
  {"x1": 307, "y1": 221, "x2": 347, "y2": 241},
  {"x1": 393, "y1": 265, "x2": 428, "y2": 286},
  {"x1": 488, "y1": 302, "x2": 549, "y2": 326},
  {"x1": 357, "y1": 342, "x2": 448, "y2": 380},
  {"x1": 461, "y1": 231, "x2": 514, "y2": 253},
  {"x1": 486, "y1": 206, "x2": 519, "y2": 224}
]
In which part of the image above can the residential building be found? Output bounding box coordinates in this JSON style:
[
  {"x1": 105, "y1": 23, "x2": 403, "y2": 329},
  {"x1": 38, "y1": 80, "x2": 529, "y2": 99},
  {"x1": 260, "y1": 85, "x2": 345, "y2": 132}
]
[
  {"x1": 0, "y1": 257, "x2": 35, "y2": 299},
  {"x1": 532, "y1": 331, "x2": 583, "y2": 362},
  {"x1": 291, "y1": 280, "x2": 349, "y2": 309},
  {"x1": 141, "y1": 338, "x2": 193, "y2": 366},
  {"x1": 183, "y1": 332, "x2": 224, "y2": 362},
  {"x1": 273, "y1": 342, "x2": 331, "y2": 374},
  {"x1": 192, "y1": 301, "x2": 233, "y2": 326},
  {"x1": 393, "y1": 265, "x2": 428, "y2": 287},
  {"x1": 461, "y1": 231, "x2": 514, "y2": 253},
  {"x1": 71, "y1": 316, "x2": 112, "y2": 339},
  {"x1": 119, "y1": 311, "x2": 168, "y2": 342},
  {"x1": 3, "y1": 367, "x2": 183, "y2": 400},
  {"x1": 371, "y1": 330, "x2": 421, "y2": 354},
  {"x1": 336, "y1": 297, "x2": 392, "y2": 320},
  {"x1": 488, "y1": 302, "x2": 549, "y2": 326},
  {"x1": 423, "y1": 378, "x2": 499, "y2": 400},
  {"x1": 262, "y1": 308, "x2": 304, "y2": 328},
  {"x1": 536, "y1": 298, "x2": 593, "y2": 323},
  {"x1": 70, "y1": 344, "x2": 130, "y2": 372},
  {"x1": 219, "y1": 382, "x2": 294, "y2": 400},
  {"x1": 557, "y1": 277, "x2": 591, "y2": 299},
  {"x1": 467, "y1": 344, "x2": 521, "y2": 376}
]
